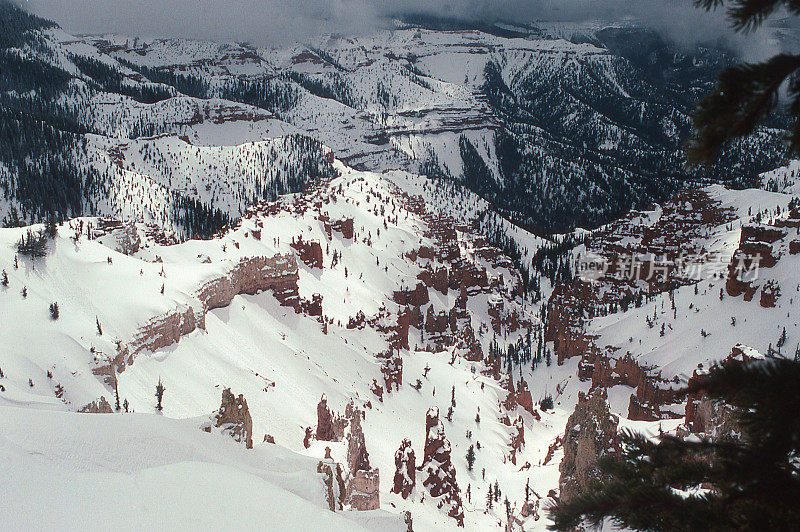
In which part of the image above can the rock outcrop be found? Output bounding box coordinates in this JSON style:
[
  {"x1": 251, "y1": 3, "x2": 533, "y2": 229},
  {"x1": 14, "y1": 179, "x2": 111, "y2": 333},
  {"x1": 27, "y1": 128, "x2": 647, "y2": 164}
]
[
  {"x1": 558, "y1": 388, "x2": 619, "y2": 501},
  {"x1": 129, "y1": 306, "x2": 200, "y2": 356},
  {"x1": 381, "y1": 354, "x2": 403, "y2": 393},
  {"x1": 97, "y1": 253, "x2": 302, "y2": 393},
  {"x1": 317, "y1": 460, "x2": 346, "y2": 511},
  {"x1": 392, "y1": 439, "x2": 416, "y2": 499},
  {"x1": 419, "y1": 407, "x2": 464, "y2": 527},
  {"x1": 509, "y1": 416, "x2": 525, "y2": 465},
  {"x1": 95, "y1": 219, "x2": 141, "y2": 255},
  {"x1": 79, "y1": 396, "x2": 114, "y2": 413},
  {"x1": 345, "y1": 404, "x2": 380, "y2": 511},
  {"x1": 207, "y1": 388, "x2": 253, "y2": 449},
  {"x1": 393, "y1": 282, "x2": 429, "y2": 307},
  {"x1": 290, "y1": 237, "x2": 324, "y2": 268},
  {"x1": 316, "y1": 395, "x2": 335, "y2": 442},
  {"x1": 683, "y1": 345, "x2": 761, "y2": 439},
  {"x1": 197, "y1": 253, "x2": 300, "y2": 312}
]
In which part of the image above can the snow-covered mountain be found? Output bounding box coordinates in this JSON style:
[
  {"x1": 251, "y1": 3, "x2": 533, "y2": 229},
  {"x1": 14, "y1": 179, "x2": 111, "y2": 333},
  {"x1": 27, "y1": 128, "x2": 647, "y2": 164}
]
[
  {"x1": 2, "y1": 2, "x2": 799, "y2": 530},
  {"x1": 0, "y1": 4, "x2": 786, "y2": 234}
]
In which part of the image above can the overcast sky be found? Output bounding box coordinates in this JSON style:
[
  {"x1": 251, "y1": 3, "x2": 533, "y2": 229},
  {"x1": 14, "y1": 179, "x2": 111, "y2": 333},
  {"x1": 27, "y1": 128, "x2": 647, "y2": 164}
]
[{"x1": 17, "y1": 0, "x2": 773, "y2": 53}]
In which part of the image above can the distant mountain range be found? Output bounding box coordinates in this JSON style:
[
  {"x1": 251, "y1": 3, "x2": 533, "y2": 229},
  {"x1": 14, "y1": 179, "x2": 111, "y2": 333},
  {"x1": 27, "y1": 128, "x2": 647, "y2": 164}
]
[{"x1": 0, "y1": 2, "x2": 786, "y2": 235}]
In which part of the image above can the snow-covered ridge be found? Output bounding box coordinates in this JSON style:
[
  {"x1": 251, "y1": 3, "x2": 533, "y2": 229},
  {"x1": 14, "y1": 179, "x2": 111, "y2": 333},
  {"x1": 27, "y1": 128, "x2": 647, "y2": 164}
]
[{"x1": 0, "y1": 160, "x2": 567, "y2": 529}]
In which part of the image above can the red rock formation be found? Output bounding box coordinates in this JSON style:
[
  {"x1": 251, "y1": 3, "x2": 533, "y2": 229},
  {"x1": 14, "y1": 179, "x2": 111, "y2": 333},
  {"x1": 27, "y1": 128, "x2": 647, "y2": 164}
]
[
  {"x1": 95, "y1": 219, "x2": 141, "y2": 255},
  {"x1": 418, "y1": 265, "x2": 449, "y2": 295},
  {"x1": 760, "y1": 280, "x2": 780, "y2": 307},
  {"x1": 79, "y1": 396, "x2": 113, "y2": 413},
  {"x1": 370, "y1": 379, "x2": 384, "y2": 401},
  {"x1": 488, "y1": 297, "x2": 521, "y2": 335},
  {"x1": 345, "y1": 404, "x2": 380, "y2": 511},
  {"x1": 726, "y1": 224, "x2": 788, "y2": 299},
  {"x1": 395, "y1": 308, "x2": 411, "y2": 350},
  {"x1": 197, "y1": 253, "x2": 300, "y2": 312},
  {"x1": 209, "y1": 388, "x2": 253, "y2": 449},
  {"x1": 509, "y1": 416, "x2": 525, "y2": 465},
  {"x1": 685, "y1": 345, "x2": 761, "y2": 435},
  {"x1": 290, "y1": 237, "x2": 324, "y2": 268},
  {"x1": 444, "y1": 291, "x2": 483, "y2": 362},
  {"x1": 586, "y1": 352, "x2": 678, "y2": 421},
  {"x1": 302, "y1": 293, "x2": 324, "y2": 316},
  {"x1": 382, "y1": 355, "x2": 403, "y2": 393},
  {"x1": 419, "y1": 407, "x2": 465, "y2": 527},
  {"x1": 546, "y1": 282, "x2": 598, "y2": 365},
  {"x1": 393, "y1": 282, "x2": 430, "y2": 307},
  {"x1": 392, "y1": 439, "x2": 416, "y2": 499},
  {"x1": 317, "y1": 460, "x2": 346, "y2": 512},
  {"x1": 347, "y1": 311, "x2": 366, "y2": 329},
  {"x1": 316, "y1": 395, "x2": 335, "y2": 441},
  {"x1": 129, "y1": 306, "x2": 200, "y2": 356},
  {"x1": 504, "y1": 378, "x2": 538, "y2": 418},
  {"x1": 323, "y1": 217, "x2": 355, "y2": 239},
  {"x1": 449, "y1": 259, "x2": 488, "y2": 291},
  {"x1": 558, "y1": 388, "x2": 619, "y2": 501},
  {"x1": 407, "y1": 305, "x2": 423, "y2": 329},
  {"x1": 418, "y1": 245, "x2": 435, "y2": 260},
  {"x1": 425, "y1": 308, "x2": 450, "y2": 334},
  {"x1": 346, "y1": 405, "x2": 370, "y2": 474}
]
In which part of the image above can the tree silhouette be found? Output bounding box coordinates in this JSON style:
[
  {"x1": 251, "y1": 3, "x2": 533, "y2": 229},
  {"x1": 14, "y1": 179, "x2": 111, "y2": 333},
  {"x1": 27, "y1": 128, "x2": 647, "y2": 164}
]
[{"x1": 688, "y1": 0, "x2": 800, "y2": 162}]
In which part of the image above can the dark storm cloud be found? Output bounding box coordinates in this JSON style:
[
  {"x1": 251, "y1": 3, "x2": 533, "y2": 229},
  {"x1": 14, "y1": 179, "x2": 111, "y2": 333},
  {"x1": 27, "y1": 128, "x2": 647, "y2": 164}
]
[{"x1": 17, "y1": 0, "x2": 776, "y2": 55}]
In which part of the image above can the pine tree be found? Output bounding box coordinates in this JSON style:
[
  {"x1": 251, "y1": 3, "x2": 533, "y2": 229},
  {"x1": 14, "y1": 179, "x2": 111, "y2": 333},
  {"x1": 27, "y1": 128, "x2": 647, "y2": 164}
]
[
  {"x1": 466, "y1": 444, "x2": 476, "y2": 471},
  {"x1": 487, "y1": 488, "x2": 493, "y2": 510},
  {"x1": 1, "y1": 270, "x2": 7, "y2": 287},
  {"x1": 45, "y1": 213, "x2": 57, "y2": 239},
  {"x1": 49, "y1": 302, "x2": 59, "y2": 320},
  {"x1": 548, "y1": 357, "x2": 800, "y2": 530},
  {"x1": 688, "y1": 0, "x2": 800, "y2": 162},
  {"x1": 96, "y1": 316, "x2": 102, "y2": 336},
  {"x1": 155, "y1": 378, "x2": 166, "y2": 411}
]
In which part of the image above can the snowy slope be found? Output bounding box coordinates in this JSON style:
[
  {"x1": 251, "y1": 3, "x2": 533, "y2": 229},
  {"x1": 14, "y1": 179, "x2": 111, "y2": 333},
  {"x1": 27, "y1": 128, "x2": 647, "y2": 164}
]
[
  {"x1": 0, "y1": 161, "x2": 567, "y2": 530},
  {"x1": 0, "y1": 404, "x2": 403, "y2": 531}
]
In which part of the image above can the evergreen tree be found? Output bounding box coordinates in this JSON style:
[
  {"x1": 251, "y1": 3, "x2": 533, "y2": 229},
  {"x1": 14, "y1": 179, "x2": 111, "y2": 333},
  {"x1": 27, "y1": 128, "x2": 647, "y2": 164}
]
[
  {"x1": 45, "y1": 213, "x2": 57, "y2": 239},
  {"x1": 49, "y1": 302, "x2": 59, "y2": 320},
  {"x1": 466, "y1": 444, "x2": 476, "y2": 471},
  {"x1": 155, "y1": 378, "x2": 166, "y2": 411},
  {"x1": 688, "y1": 0, "x2": 800, "y2": 162},
  {"x1": 17, "y1": 230, "x2": 48, "y2": 258},
  {"x1": 1, "y1": 269, "x2": 7, "y2": 287},
  {"x1": 548, "y1": 357, "x2": 800, "y2": 530}
]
